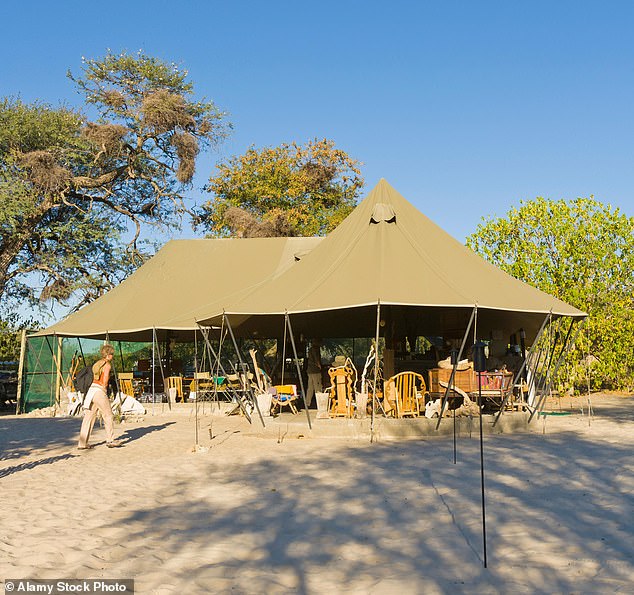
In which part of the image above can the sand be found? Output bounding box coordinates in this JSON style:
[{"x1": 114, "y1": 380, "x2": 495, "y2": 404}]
[{"x1": 0, "y1": 393, "x2": 632, "y2": 594}]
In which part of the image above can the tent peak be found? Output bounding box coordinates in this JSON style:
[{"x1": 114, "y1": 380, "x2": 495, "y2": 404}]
[{"x1": 370, "y1": 202, "x2": 397, "y2": 224}]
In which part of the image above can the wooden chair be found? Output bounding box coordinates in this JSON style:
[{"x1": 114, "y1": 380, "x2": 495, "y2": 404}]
[
  {"x1": 165, "y1": 376, "x2": 184, "y2": 402},
  {"x1": 118, "y1": 373, "x2": 135, "y2": 397},
  {"x1": 271, "y1": 384, "x2": 299, "y2": 414},
  {"x1": 327, "y1": 365, "x2": 355, "y2": 418},
  {"x1": 385, "y1": 371, "x2": 429, "y2": 418},
  {"x1": 476, "y1": 371, "x2": 515, "y2": 411}
]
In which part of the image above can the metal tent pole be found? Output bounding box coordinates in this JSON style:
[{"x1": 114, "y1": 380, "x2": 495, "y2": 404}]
[
  {"x1": 473, "y1": 340, "x2": 488, "y2": 568},
  {"x1": 118, "y1": 341, "x2": 125, "y2": 371},
  {"x1": 285, "y1": 312, "x2": 312, "y2": 430},
  {"x1": 152, "y1": 328, "x2": 170, "y2": 412},
  {"x1": 281, "y1": 318, "x2": 288, "y2": 384},
  {"x1": 436, "y1": 307, "x2": 477, "y2": 430},
  {"x1": 193, "y1": 328, "x2": 199, "y2": 446},
  {"x1": 15, "y1": 330, "x2": 28, "y2": 414},
  {"x1": 151, "y1": 331, "x2": 155, "y2": 416},
  {"x1": 371, "y1": 301, "x2": 381, "y2": 443}
]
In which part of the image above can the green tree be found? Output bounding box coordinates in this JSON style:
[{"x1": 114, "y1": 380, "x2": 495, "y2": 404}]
[
  {"x1": 0, "y1": 51, "x2": 228, "y2": 314},
  {"x1": 467, "y1": 197, "x2": 634, "y2": 392},
  {"x1": 0, "y1": 320, "x2": 22, "y2": 361},
  {"x1": 197, "y1": 139, "x2": 363, "y2": 237}
]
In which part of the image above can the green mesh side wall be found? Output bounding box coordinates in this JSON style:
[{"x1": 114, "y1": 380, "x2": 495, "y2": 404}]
[
  {"x1": 21, "y1": 336, "x2": 57, "y2": 413},
  {"x1": 19, "y1": 334, "x2": 292, "y2": 412},
  {"x1": 21, "y1": 336, "x2": 106, "y2": 413}
]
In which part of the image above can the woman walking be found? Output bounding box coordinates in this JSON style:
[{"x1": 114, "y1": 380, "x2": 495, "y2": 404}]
[{"x1": 77, "y1": 344, "x2": 123, "y2": 449}]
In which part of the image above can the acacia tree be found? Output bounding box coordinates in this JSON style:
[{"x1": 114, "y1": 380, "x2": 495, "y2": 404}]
[
  {"x1": 196, "y1": 139, "x2": 363, "y2": 237},
  {"x1": 0, "y1": 51, "x2": 228, "y2": 314},
  {"x1": 467, "y1": 197, "x2": 634, "y2": 391}
]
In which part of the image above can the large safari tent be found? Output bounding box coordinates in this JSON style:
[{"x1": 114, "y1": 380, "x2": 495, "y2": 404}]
[{"x1": 19, "y1": 180, "x2": 585, "y2": 418}]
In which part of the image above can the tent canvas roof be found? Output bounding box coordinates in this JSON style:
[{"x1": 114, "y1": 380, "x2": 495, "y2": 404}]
[
  {"x1": 33, "y1": 237, "x2": 322, "y2": 341},
  {"x1": 197, "y1": 179, "x2": 585, "y2": 340}
]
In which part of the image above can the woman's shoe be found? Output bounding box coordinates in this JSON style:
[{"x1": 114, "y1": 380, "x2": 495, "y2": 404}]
[
  {"x1": 77, "y1": 444, "x2": 94, "y2": 450},
  {"x1": 106, "y1": 440, "x2": 124, "y2": 448}
]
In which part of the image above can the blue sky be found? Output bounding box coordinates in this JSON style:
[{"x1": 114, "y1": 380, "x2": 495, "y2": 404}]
[{"x1": 3, "y1": 0, "x2": 633, "y2": 246}]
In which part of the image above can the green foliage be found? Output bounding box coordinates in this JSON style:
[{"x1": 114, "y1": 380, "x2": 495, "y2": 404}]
[
  {"x1": 0, "y1": 51, "x2": 229, "y2": 316},
  {"x1": 197, "y1": 139, "x2": 363, "y2": 237},
  {"x1": 0, "y1": 320, "x2": 22, "y2": 361},
  {"x1": 467, "y1": 197, "x2": 634, "y2": 392}
]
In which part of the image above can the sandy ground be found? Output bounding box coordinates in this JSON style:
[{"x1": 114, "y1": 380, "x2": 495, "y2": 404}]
[{"x1": 0, "y1": 393, "x2": 632, "y2": 594}]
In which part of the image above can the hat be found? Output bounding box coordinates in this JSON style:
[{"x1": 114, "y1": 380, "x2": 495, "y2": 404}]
[{"x1": 332, "y1": 355, "x2": 347, "y2": 367}]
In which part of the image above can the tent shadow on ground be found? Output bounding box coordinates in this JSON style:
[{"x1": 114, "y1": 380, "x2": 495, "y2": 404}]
[
  {"x1": 0, "y1": 417, "x2": 79, "y2": 458},
  {"x1": 0, "y1": 418, "x2": 178, "y2": 459},
  {"x1": 0, "y1": 453, "x2": 77, "y2": 479},
  {"x1": 105, "y1": 431, "x2": 633, "y2": 593}
]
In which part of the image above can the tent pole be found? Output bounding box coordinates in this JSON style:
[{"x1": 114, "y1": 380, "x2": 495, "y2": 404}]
[
  {"x1": 371, "y1": 301, "x2": 381, "y2": 443},
  {"x1": 281, "y1": 318, "x2": 288, "y2": 384},
  {"x1": 15, "y1": 329, "x2": 28, "y2": 414},
  {"x1": 77, "y1": 338, "x2": 86, "y2": 367},
  {"x1": 153, "y1": 328, "x2": 170, "y2": 412},
  {"x1": 212, "y1": 318, "x2": 227, "y2": 410},
  {"x1": 285, "y1": 312, "x2": 312, "y2": 430},
  {"x1": 194, "y1": 328, "x2": 198, "y2": 381},
  {"x1": 105, "y1": 333, "x2": 122, "y2": 397},
  {"x1": 436, "y1": 307, "x2": 477, "y2": 430},
  {"x1": 151, "y1": 330, "x2": 155, "y2": 416},
  {"x1": 477, "y1": 366, "x2": 488, "y2": 568},
  {"x1": 223, "y1": 315, "x2": 265, "y2": 427},
  {"x1": 493, "y1": 312, "x2": 551, "y2": 426},
  {"x1": 194, "y1": 328, "x2": 199, "y2": 445},
  {"x1": 55, "y1": 336, "x2": 63, "y2": 408},
  {"x1": 118, "y1": 341, "x2": 125, "y2": 372}
]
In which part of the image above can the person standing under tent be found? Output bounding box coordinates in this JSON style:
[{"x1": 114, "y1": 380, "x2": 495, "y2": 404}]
[
  {"x1": 305, "y1": 338, "x2": 323, "y2": 408},
  {"x1": 78, "y1": 344, "x2": 123, "y2": 449}
]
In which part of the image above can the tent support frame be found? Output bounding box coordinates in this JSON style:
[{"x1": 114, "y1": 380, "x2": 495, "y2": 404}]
[
  {"x1": 529, "y1": 317, "x2": 583, "y2": 422},
  {"x1": 436, "y1": 307, "x2": 477, "y2": 430},
  {"x1": 197, "y1": 323, "x2": 253, "y2": 423},
  {"x1": 224, "y1": 314, "x2": 265, "y2": 427},
  {"x1": 493, "y1": 312, "x2": 551, "y2": 426}
]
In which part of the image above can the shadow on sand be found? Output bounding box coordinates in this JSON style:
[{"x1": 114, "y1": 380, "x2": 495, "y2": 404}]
[{"x1": 107, "y1": 428, "x2": 633, "y2": 593}]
